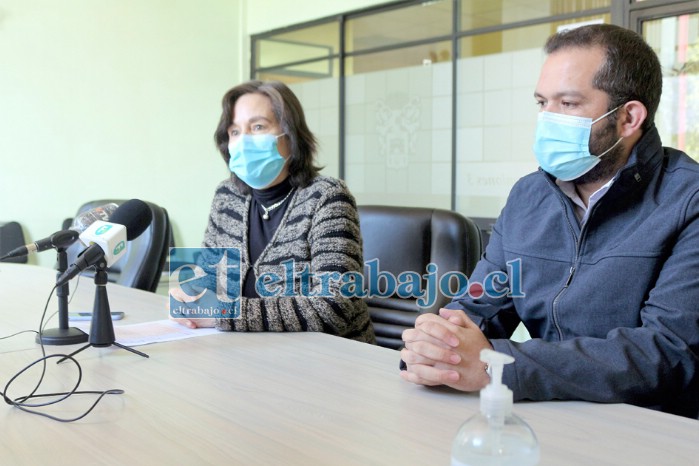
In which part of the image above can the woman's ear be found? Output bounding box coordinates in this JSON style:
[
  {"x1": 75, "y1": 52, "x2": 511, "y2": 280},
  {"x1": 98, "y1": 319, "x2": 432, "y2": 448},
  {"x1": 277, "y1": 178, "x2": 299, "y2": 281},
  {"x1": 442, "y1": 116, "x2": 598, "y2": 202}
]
[
  {"x1": 618, "y1": 100, "x2": 648, "y2": 137},
  {"x1": 277, "y1": 134, "x2": 291, "y2": 158}
]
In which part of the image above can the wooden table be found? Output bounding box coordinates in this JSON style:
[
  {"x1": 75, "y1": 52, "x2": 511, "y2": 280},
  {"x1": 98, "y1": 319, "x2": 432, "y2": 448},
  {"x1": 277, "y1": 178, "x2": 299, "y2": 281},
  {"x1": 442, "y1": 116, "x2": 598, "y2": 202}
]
[{"x1": 1, "y1": 264, "x2": 698, "y2": 465}]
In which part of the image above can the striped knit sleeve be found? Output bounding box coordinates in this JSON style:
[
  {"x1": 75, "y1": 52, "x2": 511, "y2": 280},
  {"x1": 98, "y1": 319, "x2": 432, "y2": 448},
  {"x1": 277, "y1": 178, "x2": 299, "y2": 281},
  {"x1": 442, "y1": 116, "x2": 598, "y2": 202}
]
[{"x1": 217, "y1": 177, "x2": 376, "y2": 344}]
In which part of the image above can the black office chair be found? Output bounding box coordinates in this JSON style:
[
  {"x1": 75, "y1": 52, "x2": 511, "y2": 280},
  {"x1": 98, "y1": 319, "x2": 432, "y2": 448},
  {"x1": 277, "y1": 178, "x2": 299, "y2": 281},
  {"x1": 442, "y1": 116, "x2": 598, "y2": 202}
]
[
  {"x1": 358, "y1": 205, "x2": 482, "y2": 349},
  {"x1": 63, "y1": 199, "x2": 172, "y2": 292},
  {"x1": 0, "y1": 221, "x2": 28, "y2": 264},
  {"x1": 470, "y1": 217, "x2": 497, "y2": 250}
]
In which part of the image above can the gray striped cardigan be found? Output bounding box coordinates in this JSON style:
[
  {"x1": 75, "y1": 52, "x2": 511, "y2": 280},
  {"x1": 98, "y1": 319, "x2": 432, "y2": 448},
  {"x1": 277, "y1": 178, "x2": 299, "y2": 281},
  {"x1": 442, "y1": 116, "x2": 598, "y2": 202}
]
[{"x1": 203, "y1": 175, "x2": 376, "y2": 344}]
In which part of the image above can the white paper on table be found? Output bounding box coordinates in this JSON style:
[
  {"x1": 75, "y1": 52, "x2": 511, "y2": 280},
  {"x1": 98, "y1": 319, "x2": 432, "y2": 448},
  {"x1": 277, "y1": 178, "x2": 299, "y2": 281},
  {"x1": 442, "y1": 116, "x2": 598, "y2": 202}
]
[{"x1": 72, "y1": 319, "x2": 219, "y2": 347}]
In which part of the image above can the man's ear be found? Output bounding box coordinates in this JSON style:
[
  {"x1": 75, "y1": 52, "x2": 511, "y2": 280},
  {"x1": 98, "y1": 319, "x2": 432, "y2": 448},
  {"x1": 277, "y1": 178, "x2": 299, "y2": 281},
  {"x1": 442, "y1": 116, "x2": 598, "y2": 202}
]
[{"x1": 618, "y1": 100, "x2": 648, "y2": 137}]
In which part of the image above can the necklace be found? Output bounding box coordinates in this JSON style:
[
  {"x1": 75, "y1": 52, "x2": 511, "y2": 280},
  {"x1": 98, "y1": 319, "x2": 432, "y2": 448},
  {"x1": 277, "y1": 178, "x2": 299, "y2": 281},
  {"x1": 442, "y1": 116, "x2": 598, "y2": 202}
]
[{"x1": 260, "y1": 188, "x2": 294, "y2": 220}]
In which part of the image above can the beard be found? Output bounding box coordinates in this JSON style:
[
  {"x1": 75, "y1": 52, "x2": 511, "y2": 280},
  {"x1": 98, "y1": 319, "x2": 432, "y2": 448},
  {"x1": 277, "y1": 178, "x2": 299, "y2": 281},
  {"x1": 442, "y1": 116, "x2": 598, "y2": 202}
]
[{"x1": 573, "y1": 118, "x2": 625, "y2": 186}]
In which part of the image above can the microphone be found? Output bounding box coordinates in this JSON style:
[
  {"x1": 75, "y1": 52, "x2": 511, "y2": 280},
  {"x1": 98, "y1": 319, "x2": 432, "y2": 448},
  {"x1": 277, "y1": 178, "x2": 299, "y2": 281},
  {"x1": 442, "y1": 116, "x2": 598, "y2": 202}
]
[
  {"x1": 0, "y1": 203, "x2": 118, "y2": 261},
  {"x1": 55, "y1": 199, "x2": 152, "y2": 287}
]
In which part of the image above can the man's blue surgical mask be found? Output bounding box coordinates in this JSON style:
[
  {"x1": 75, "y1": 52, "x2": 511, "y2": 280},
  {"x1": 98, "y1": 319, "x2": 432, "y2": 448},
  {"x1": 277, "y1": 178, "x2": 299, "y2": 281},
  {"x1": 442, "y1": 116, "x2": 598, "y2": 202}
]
[
  {"x1": 533, "y1": 106, "x2": 623, "y2": 181},
  {"x1": 228, "y1": 134, "x2": 286, "y2": 189}
]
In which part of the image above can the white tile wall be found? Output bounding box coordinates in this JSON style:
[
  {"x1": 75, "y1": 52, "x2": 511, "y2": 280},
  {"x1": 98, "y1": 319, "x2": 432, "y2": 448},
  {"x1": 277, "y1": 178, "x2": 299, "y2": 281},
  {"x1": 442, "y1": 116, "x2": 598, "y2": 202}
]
[
  {"x1": 457, "y1": 127, "x2": 483, "y2": 162},
  {"x1": 303, "y1": 108, "x2": 321, "y2": 138},
  {"x1": 457, "y1": 92, "x2": 484, "y2": 127},
  {"x1": 431, "y1": 95, "x2": 452, "y2": 129},
  {"x1": 413, "y1": 129, "x2": 433, "y2": 164},
  {"x1": 345, "y1": 103, "x2": 365, "y2": 135},
  {"x1": 511, "y1": 124, "x2": 536, "y2": 163},
  {"x1": 320, "y1": 106, "x2": 339, "y2": 136},
  {"x1": 483, "y1": 89, "x2": 513, "y2": 126},
  {"x1": 364, "y1": 160, "x2": 387, "y2": 193},
  {"x1": 345, "y1": 134, "x2": 366, "y2": 163},
  {"x1": 510, "y1": 48, "x2": 546, "y2": 88},
  {"x1": 316, "y1": 134, "x2": 339, "y2": 178},
  {"x1": 291, "y1": 77, "x2": 340, "y2": 178},
  {"x1": 386, "y1": 166, "x2": 409, "y2": 193},
  {"x1": 364, "y1": 72, "x2": 388, "y2": 102},
  {"x1": 345, "y1": 163, "x2": 365, "y2": 192},
  {"x1": 430, "y1": 162, "x2": 451, "y2": 196},
  {"x1": 432, "y1": 61, "x2": 453, "y2": 96},
  {"x1": 345, "y1": 75, "x2": 365, "y2": 105},
  {"x1": 511, "y1": 87, "x2": 536, "y2": 124},
  {"x1": 458, "y1": 56, "x2": 484, "y2": 93},
  {"x1": 456, "y1": 47, "x2": 542, "y2": 216},
  {"x1": 291, "y1": 46, "x2": 544, "y2": 216},
  {"x1": 483, "y1": 53, "x2": 512, "y2": 91},
  {"x1": 344, "y1": 64, "x2": 452, "y2": 208},
  {"x1": 409, "y1": 66, "x2": 434, "y2": 98},
  {"x1": 482, "y1": 126, "x2": 512, "y2": 162},
  {"x1": 431, "y1": 128, "x2": 452, "y2": 163}
]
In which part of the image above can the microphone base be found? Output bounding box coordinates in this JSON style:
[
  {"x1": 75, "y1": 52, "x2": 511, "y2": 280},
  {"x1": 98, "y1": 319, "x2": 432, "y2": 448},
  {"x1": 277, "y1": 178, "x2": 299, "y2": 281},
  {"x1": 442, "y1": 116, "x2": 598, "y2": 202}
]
[
  {"x1": 54, "y1": 264, "x2": 148, "y2": 362},
  {"x1": 58, "y1": 341, "x2": 149, "y2": 363},
  {"x1": 36, "y1": 327, "x2": 88, "y2": 346}
]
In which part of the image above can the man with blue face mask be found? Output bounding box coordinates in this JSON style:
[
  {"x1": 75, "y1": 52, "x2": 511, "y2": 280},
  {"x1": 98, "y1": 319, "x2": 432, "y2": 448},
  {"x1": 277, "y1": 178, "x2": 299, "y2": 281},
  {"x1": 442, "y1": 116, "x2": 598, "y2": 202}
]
[{"x1": 400, "y1": 24, "x2": 699, "y2": 419}]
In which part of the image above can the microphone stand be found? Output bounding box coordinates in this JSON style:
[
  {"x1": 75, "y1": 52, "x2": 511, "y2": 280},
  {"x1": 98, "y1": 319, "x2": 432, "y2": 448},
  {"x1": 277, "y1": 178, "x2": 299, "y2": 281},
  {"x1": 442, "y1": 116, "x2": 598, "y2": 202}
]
[
  {"x1": 58, "y1": 262, "x2": 148, "y2": 362},
  {"x1": 36, "y1": 248, "x2": 89, "y2": 345}
]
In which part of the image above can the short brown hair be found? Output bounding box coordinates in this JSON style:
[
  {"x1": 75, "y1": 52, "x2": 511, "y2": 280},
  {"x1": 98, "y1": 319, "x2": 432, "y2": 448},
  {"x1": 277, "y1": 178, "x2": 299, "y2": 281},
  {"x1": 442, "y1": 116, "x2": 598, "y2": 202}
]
[{"x1": 544, "y1": 24, "x2": 662, "y2": 132}]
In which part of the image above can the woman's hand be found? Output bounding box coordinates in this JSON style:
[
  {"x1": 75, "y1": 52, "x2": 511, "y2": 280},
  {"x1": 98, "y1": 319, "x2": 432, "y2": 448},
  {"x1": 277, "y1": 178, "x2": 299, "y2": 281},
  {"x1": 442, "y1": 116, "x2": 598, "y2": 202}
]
[{"x1": 168, "y1": 287, "x2": 217, "y2": 329}]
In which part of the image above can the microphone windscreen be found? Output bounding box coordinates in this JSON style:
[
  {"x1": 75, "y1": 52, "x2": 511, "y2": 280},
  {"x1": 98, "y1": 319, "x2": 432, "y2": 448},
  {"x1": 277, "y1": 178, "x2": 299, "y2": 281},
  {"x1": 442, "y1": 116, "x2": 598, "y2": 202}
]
[{"x1": 109, "y1": 199, "x2": 153, "y2": 240}]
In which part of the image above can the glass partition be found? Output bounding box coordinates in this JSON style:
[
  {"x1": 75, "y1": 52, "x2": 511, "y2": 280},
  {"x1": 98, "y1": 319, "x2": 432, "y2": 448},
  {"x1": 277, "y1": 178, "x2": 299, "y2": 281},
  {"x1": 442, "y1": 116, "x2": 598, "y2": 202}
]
[
  {"x1": 345, "y1": 1, "x2": 452, "y2": 53},
  {"x1": 642, "y1": 12, "x2": 698, "y2": 159},
  {"x1": 288, "y1": 78, "x2": 342, "y2": 178},
  {"x1": 459, "y1": 0, "x2": 611, "y2": 30},
  {"x1": 253, "y1": 21, "x2": 341, "y2": 175},
  {"x1": 455, "y1": 14, "x2": 609, "y2": 217},
  {"x1": 254, "y1": 21, "x2": 339, "y2": 83},
  {"x1": 255, "y1": 21, "x2": 339, "y2": 68},
  {"x1": 252, "y1": 0, "x2": 697, "y2": 216},
  {"x1": 344, "y1": 52, "x2": 453, "y2": 208}
]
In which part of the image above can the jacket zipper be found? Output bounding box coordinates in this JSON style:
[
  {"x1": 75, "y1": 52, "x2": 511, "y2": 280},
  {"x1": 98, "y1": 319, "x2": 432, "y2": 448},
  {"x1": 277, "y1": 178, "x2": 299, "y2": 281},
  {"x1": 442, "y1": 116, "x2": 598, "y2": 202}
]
[
  {"x1": 544, "y1": 171, "x2": 599, "y2": 341},
  {"x1": 552, "y1": 265, "x2": 575, "y2": 341},
  {"x1": 542, "y1": 158, "x2": 643, "y2": 340},
  {"x1": 551, "y1": 191, "x2": 603, "y2": 340}
]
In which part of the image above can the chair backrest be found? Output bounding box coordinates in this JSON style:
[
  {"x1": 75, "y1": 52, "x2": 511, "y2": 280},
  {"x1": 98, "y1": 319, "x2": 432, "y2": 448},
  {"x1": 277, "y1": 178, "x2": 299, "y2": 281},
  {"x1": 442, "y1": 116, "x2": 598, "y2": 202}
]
[
  {"x1": 358, "y1": 205, "x2": 482, "y2": 349},
  {"x1": 0, "y1": 221, "x2": 28, "y2": 264},
  {"x1": 64, "y1": 199, "x2": 172, "y2": 292},
  {"x1": 470, "y1": 217, "x2": 497, "y2": 250}
]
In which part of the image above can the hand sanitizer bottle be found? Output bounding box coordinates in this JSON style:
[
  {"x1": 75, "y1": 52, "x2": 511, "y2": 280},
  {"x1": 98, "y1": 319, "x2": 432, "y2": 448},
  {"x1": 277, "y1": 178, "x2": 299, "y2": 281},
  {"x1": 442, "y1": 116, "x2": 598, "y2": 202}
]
[{"x1": 451, "y1": 349, "x2": 540, "y2": 466}]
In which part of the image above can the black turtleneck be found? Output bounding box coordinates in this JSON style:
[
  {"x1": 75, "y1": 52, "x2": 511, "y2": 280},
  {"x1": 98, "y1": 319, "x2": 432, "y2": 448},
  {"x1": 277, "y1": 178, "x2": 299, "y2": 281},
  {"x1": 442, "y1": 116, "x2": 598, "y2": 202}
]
[{"x1": 243, "y1": 177, "x2": 294, "y2": 298}]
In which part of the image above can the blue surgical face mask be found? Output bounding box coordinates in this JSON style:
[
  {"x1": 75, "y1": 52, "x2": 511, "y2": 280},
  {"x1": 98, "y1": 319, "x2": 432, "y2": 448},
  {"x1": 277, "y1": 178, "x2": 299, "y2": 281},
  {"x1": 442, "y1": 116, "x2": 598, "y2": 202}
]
[
  {"x1": 228, "y1": 134, "x2": 286, "y2": 189},
  {"x1": 533, "y1": 106, "x2": 623, "y2": 181}
]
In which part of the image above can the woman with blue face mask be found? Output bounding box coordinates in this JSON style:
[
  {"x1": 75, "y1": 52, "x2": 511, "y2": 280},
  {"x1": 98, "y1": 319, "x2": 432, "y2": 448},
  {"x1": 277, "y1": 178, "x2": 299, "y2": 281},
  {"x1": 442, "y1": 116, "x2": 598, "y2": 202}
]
[{"x1": 173, "y1": 80, "x2": 375, "y2": 344}]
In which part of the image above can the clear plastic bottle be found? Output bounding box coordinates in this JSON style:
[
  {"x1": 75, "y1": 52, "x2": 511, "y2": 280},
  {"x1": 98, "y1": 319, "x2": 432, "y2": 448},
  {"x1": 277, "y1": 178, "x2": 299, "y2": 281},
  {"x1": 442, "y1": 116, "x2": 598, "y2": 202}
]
[
  {"x1": 71, "y1": 203, "x2": 119, "y2": 232},
  {"x1": 451, "y1": 349, "x2": 540, "y2": 466}
]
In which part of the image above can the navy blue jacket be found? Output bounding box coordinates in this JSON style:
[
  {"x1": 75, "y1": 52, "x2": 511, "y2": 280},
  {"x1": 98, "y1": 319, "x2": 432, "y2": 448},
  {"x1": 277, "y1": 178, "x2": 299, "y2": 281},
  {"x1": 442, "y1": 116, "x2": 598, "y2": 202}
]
[{"x1": 449, "y1": 126, "x2": 699, "y2": 418}]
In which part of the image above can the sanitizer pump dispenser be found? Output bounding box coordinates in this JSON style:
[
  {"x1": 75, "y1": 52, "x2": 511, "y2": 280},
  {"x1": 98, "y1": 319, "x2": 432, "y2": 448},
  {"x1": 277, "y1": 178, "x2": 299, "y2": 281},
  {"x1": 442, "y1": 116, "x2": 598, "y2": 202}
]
[{"x1": 451, "y1": 349, "x2": 540, "y2": 466}]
